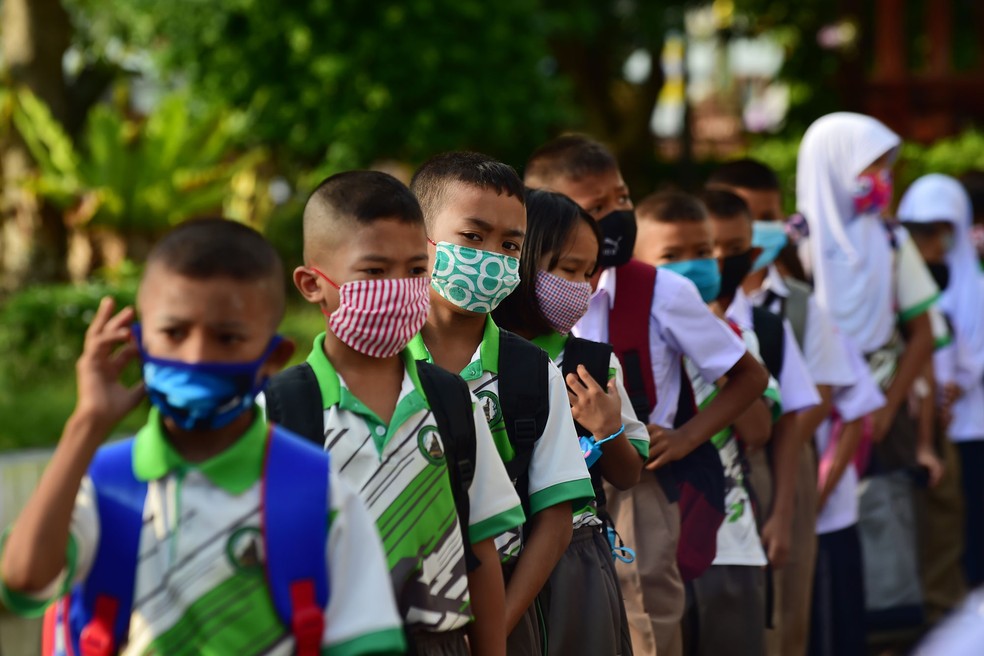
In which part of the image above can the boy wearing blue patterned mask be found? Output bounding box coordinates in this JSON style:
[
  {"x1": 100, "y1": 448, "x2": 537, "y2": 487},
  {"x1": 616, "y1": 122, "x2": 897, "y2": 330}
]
[
  {"x1": 0, "y1": 219, "x2": 406, "y2": 655},
  {"x1": 409, "y1": 152, "x2": 593, "y2": 656}
]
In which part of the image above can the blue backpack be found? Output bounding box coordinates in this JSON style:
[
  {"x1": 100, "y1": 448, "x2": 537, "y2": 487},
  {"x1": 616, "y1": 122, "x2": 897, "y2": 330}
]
[{"x1": 41, "y1": 426, "x2": 331, "y2": 656}]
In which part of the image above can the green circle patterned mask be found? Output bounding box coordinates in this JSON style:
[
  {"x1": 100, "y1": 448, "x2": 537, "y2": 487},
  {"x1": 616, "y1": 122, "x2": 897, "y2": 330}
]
[{"x1": 431, "y1": 241, "x2": 521, "y2": 313}]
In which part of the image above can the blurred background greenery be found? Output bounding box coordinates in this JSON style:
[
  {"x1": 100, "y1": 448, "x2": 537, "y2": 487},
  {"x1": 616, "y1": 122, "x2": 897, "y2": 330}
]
[{"x1": 3, "y1": 0, "x2": 984, "y2": 447}]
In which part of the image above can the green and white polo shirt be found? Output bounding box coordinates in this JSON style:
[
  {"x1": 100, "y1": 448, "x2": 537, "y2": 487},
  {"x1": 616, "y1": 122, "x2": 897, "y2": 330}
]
[
  {"x1": 304, "y1": 334, "x2": 525, "y2": 632},
  {"x1": 408, "y1": 319, "x2": 594, "y2": 560},
  {"x1": 532, "y1": 331, "x2": 649, "y2": 529},
  {"x1": 0, "y1": 408, "x2": 405, "y2": 656}
]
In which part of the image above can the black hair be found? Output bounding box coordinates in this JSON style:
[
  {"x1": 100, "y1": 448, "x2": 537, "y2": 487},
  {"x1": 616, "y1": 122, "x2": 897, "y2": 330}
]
[
  {"x1": 147, "y1": 217, "x2": 283, "y2": 283},
  {"x1": 145, "y1": 218, "x2": 286, "y2": 318},
  {"x1": 636, "y1": 191, "x2": 708, "y2": 224},
  {"x1": 524, "y1": 134, "x2": 619, "y2": 188},
  {"x1": 699, "y1": 188, "x2": 752, "y2": 223},
  {"x1": 493, "y1": 189, "x2": 601, "y2": 337},
  {"x1": 303, "y1": 171, "x2": 423, "y2": 257},
  {"x1": 707, "y1": 158, "x2": 781, "y2": 191},
  {"x1": 959, "y1": 170, "x2": 984, "y2": 221},
  {"x1": 410, "y1": 151, "x2": 525, "y2": 226}
]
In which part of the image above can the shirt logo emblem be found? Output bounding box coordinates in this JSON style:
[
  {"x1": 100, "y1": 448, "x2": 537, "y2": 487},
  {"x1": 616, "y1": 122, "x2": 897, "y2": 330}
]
[
  {"x1": 226, "y1": 526, "x2": 265, "y2": 573},
  {"x1": 417, "y1": 425, "x2": 446, "y2": 464},
  {"x1": 476, "y1": 390, "x2": 502, "y2": 426}
]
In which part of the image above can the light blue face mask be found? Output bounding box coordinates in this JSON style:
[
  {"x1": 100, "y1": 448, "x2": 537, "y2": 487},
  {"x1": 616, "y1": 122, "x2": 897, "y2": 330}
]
[
  {"x1": 751, "y1": 221, "x2": 789, "y2": 272},
  {"x1": 659, "y1": 258, "x2": 721, "y2": 303}
]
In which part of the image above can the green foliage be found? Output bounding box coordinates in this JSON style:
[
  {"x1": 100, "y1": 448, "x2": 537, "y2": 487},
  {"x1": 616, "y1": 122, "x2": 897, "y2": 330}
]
[
  {"x1": 66, "y1": 0, "x2": 578, "y2": 169},
  {"x1": 13, "y1": 87, "x2": 264, "y2": 239}
]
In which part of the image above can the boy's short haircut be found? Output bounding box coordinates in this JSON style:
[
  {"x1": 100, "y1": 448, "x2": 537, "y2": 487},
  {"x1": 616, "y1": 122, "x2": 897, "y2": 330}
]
[
  {"x1": 409, "y1": 151, "x2": 525, "y2": 225},
  {"x1": 145, "y1": 217, "x2": 287, "y2": 317},
  {"x1": 707, "y1": 158, "x2": 781, "y2": 192},
  {"x1": 699, "y1": 189, "x2": 752, "y2": 223},
  {"x1": 524, "y1": 134, "x2": 618, "y2": 188},
  {"x1": 303, "y1": 171, "x2": 424, "y2": 256},
  {"x1": 636, "y1": 191, "x2": 708, "y2": 224}
]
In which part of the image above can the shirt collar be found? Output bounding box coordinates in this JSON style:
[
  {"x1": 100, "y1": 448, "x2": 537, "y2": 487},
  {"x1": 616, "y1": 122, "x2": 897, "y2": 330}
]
[
  {"x1": 408, "y1": 317, "x2": 501, "y2": 379},
  {"x1": 593, "y1": 268, "x2": 617, "y2": 310},
  {"x1": 725, "y1": 287, "x2": 755, "y2": 331},
  {"x1": 132, "y1": 407, "x2": 268, "y2": 495},
  {"x1": 531, "y1": 331, "x2": 569, "y2": 362},
  {"x1": 307, "y1": 332, "x2": 425, "y2": 408}
]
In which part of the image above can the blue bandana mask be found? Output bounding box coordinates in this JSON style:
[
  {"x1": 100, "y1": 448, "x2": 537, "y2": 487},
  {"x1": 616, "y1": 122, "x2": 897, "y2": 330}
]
[
  {"x1": 751, "y1": 221, "x2": 789, "y2": 272},
  {"x1": 659, "y1": 258, "x2": 721, "y2": 303},
  {"x1": 133, "y1": 324, "x2": 282, "y2": 431}
]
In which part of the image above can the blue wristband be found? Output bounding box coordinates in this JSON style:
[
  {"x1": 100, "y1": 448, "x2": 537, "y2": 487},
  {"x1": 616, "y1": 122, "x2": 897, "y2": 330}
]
[{"x1": 579, "y1": 424, "x2": 625, "y2": 468}]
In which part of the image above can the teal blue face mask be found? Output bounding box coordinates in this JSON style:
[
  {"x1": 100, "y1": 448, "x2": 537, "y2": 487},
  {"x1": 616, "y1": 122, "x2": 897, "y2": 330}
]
[
  {"x1": 751, "y1": 221, "x2": 788, "y2": 272},
  {"x1": 659, "y1": 258, "x2": 721, "y2": 303}
]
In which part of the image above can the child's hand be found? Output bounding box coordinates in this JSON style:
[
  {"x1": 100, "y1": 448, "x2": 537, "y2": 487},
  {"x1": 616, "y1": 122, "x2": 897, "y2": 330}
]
[
  {"x1": 566, "y1": 365, "x2": 622, "y2": 438},
  {"x1": 74, "y1": 297, "x2": 145, "y2": 433},
  {"x1": 760, "y1": 514, "x2": 792, "y2": 569},
  {"x1": 916, "y1": 444, "x2": 945, "y2": 488},
  {"x1": 645, "y1": 424, "x2": 693, "y2": 470}
]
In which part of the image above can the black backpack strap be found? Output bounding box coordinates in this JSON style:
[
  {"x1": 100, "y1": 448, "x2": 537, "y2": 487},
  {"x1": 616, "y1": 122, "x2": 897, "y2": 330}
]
[
  {"x1": 562, "y1": 336, "x2": 615, "y2": 508},
  {"x1": 497, "y1": 329, "x2": 551, "y2": 516},
  {"x1": 416, "y1": 361, "x2": 480, "y2": 572},
  {"x1": 265, "y1": 363, "x2": 326, "y2": 448},
  {"x1": 751, "y1": 306, "x2": 785, "y2": 381}
]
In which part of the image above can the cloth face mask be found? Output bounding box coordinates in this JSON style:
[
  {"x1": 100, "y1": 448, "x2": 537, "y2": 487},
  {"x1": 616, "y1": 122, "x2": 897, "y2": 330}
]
[
  {"x1": 430, "y1": 241, "x2": 520, "y2": 313},
  {"x1": 751, "y1": 221, "x2": 789, "y2": 272},
  {"x1": 313, "y1": 269, "x2": 430, "y2": 358},
  {"x1": 535, "y1": 270, "x2": 593, "y2": 335},
  {"x1": 717, "y1": 250, "x2": 754, "y2": 301},
  {"x1": 134, "y1": 323, "x2": 281, "y2": 431},
  {"x1": 659, "y1": 258, "x2": 722, "y2": 303},
  {"x1": 853, "y1": 170, "x2": 893, "y2": 216},
  {"x1": 597, "y1": 210, "x2": 638, "y2": 269}
]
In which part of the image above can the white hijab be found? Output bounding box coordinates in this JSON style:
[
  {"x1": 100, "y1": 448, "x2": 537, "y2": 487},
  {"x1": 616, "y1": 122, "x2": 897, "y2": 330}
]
[
  {"x1": 796, "y1": 112, "x2": 902, "y2": 352},
  {"x1": 898, "y1": 174, "x2": 984, "y2": 381}
]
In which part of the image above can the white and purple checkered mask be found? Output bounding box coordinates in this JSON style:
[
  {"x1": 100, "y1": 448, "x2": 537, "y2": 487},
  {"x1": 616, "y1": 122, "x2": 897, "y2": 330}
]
[{"x1": 535, "y1": 270, "x2": 593, "y2": 335}]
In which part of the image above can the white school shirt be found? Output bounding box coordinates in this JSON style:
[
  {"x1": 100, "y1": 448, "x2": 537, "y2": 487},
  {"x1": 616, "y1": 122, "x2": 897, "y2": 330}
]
[
  {"x1": 939, "y1": 335, "x2": 984, "y2": 442},
  {"x1": 747, "y1": 266, "x2": 855, "y2": 388},
  {"x1": 532, "y1": 331, "x2": 650, "y2": 529},
  {"x1": 815, "y1": 334, "x2": 886, "y2": 535},
  {"x1": 573, "y1": 266, "x2": 746, "y2": 428},
  {"x1": 408, "y1": 319, "x2": 594, "y2": 561},
  {"x1": 0, "y1": 410, "x2": 406, "y2": 656},
  {"x1": 303, "y1": 336, "x2": 525, "y2": 632},
  {"x1": 727, "y1": 289, "x2": 821, "y2": 415},
  {"x1": 686, "y1": 327, "x2": 777, "y2": 567}
]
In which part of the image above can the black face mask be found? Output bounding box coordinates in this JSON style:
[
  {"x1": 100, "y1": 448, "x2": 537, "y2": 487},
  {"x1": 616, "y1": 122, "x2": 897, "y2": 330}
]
[
  {"x1": 927, "y1": 262, "x2": 950, "y2": 291},
  {"x1": 717, "y1": 250, "x2": 754, "y2": 302},
  {"x1": 597, "y1": 210, "x2": 638, "y2": 269}
]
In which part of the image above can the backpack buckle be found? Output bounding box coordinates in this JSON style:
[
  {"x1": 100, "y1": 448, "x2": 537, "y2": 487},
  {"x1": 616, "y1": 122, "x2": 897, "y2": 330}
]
[
  {"x1": 289, "y1": 580, "x2": 324, "y2": 656},
  {"x1": 512, "y1": 418, "x2": 538, "y2": 446},
  {"x1": 80, "y1": 595, "x2": 118, "y2": 656}
]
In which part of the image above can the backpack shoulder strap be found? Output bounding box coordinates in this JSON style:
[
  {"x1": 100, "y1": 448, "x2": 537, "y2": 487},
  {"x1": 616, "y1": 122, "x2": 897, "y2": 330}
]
[
  {"x1": 263, "y1": 427, "x2": 331, "y2": 656},
  {"x1": 783, "y1": 277, "x2": 812, "y2": 350},
  {"x1": 67, "y1": 439, "x2": 147, "y2": 656},
  {"x1": 497, "y1": 329, "x2": 550, "y2": 512},
  {"x1": 609, "y1": 260, "x2": 658, "y2": 422},
  {"x1": 265, "y1": 363, "x2": 325, "y2": 448},
  {"x1": 751, "y1": 306, "x2": 785, "y2": 381},
  {"x1": 415, "y1": 360, "x2": 480, "y2": 571}
]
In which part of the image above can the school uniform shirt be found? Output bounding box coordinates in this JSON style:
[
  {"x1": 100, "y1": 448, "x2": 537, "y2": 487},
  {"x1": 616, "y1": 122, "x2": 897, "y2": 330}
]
[
  {"x1": 573, "y1": 266, "x2": 747, "y2": 428},
  {"x1": 727, "y1": 288, "x2": 821, "y2": 415},
  {"x1": 408, "y1": 319, "x2": 594, "y2": 561},
  {"x1": 304, "y1": 335, "x2": 525, "y2": 632},
  {"x1": 685, "y1": 327, "x2": 779, "y2": 567},
  {"x1": 747, "y1": 265, "x2": 855, "y2": 388},
  {"x1": 532, "y1": 331, "x2": 649, "y2": 529},
  {"x1": 0, "y1": 409, "x2": 406, "y2": 656},
  {"x1": 815, "y1": 334, "x2": 886, "y2": 535}
]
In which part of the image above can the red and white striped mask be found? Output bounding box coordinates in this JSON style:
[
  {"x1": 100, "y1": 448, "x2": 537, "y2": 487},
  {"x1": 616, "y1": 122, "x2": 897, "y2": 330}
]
[{"x1": 312, "y1": 270, "x2": 431, "y2": 358}]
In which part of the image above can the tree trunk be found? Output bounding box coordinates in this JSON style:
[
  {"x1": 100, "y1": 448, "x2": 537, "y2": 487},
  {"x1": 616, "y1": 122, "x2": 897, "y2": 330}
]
[{"x1": 0, "y1": 0, "x2": 72, "y2": 292}]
